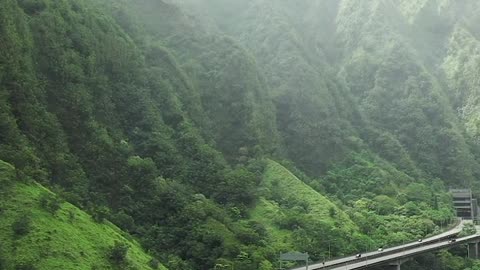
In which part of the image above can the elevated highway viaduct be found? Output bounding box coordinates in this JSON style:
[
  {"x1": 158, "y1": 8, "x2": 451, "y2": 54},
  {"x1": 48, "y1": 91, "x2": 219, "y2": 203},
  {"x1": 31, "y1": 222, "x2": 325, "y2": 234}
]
[{"x1": 291, "y1": 220, "x2": 480, "y2": 270}]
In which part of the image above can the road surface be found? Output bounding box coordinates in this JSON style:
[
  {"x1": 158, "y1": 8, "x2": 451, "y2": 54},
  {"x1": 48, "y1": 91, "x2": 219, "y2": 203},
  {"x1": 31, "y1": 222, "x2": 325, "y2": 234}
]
[{"x1": 291, "y1": 220, "x2": 466, "y2": 270}]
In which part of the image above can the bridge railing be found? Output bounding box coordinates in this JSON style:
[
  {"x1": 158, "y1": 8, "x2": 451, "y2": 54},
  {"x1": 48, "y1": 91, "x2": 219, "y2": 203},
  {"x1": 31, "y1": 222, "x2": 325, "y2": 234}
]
[{"x1": 292, "y1": 218, "x2": 463, "y2": 270}]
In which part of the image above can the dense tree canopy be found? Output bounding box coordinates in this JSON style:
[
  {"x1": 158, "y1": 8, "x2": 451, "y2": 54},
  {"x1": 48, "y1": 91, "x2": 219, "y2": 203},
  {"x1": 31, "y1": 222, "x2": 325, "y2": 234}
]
[{"x1": 2, "y1": 0, "x2": 480, "y2": 269}]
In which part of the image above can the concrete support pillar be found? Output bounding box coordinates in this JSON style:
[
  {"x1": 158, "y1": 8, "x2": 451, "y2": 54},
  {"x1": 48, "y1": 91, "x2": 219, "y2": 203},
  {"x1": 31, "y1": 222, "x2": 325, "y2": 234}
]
[
  {"x1": 386, "y1": 260, "x2": 404, "y2": 270},
  {"x1": 385, "y1": 258, "x2": 411, "y2": 270},
  {"x1": 385, "y1": 264, "x2": 401, "y2": 270},
  {"x1": 468, "y1": 242, "x2": 479, "y2": 259}
]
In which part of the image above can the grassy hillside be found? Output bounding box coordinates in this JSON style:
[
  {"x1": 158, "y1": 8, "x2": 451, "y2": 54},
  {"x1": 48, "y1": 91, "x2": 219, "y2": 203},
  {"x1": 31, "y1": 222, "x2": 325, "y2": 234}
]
[
  {"x1": 249, "y1": 198, "x2": 295, "y2": 251},
  {"x1": 0, "y1": 0, "x2": 476, "y2": 269},
  {"x1": 249, "y1": 159, "x2": 455, "y2": 263},
  {"x1": 0, "y1": 160, "x2": 165, "y2": 270},
  {"x1": 249, "y1": 160, "x2": 364, "y2": 261},
  {"x1": 260, "y1": 160, "x2": 355, "y2": 227}
]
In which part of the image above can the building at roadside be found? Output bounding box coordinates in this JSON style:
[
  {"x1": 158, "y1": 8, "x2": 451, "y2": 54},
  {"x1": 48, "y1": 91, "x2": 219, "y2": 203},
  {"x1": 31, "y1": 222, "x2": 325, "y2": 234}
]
[{"x1": 450, "y1": 189, "x2": 478, "y2": 220}]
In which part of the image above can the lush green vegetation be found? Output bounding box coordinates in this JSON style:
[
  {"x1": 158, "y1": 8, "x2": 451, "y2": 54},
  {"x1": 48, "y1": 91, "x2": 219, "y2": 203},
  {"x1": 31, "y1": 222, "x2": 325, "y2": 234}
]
[
  {"x1": 0, "y1": 160, "x2": 164, "y2": 269},
  {"x1": 2, "y1": 0, "x2": 480, "y2": 269}
]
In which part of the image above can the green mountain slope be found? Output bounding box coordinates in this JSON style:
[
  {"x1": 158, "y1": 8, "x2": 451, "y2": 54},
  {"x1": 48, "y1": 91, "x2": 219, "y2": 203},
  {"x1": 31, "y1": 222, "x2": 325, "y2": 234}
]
[
  {"x1": 170, "y1": 0, "x2": 480, "y2": 190},
  {"x1": 117, "y1": 0, "x2": 281, "y2": 162},
  {"x1": 260, "y1": 160, "x2": 355, "y2": 227},
  {"x1": 249, "y1": 159, "x2": 453, "y2": 262},
  {"x1": 249, "y1": 160, "x2": 363, "y2": 260},
  {"x1": 1, "y1": 0, "x2": 479, "y2": 269},
  {"x1": 0, "y1": 160, "x2": 165, "y2": 270}
]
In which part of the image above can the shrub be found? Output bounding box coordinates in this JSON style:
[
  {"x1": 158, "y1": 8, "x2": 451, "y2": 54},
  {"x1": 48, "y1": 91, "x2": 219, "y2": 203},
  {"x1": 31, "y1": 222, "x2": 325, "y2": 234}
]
[
  {"x1": 236, "y1": 227, "x2": 261, "y2": 245},
  {"x1": 460, "y1": 223, "x2": 476, "y2": 237},
  {"x1": 39, "y1": 193, "x2": 61, "y2": 214},
  {"x1": 0, "y1": 161, "x2": 15, "y2": 191},
  {"x1": 17, "y1": 0, "x2": 47, "y2": 15},
  {"x1": 0, "y1": 252, "x2": 5, "y2": 270},
  {"x1": 92, "y1": 206, "x2": 110, "y2": 223},
  {"x1": 328, "y1": 206, "x2": 336, "y2": 217},
  {"x1": 12, "y1": 215, "x2": 32, "y2": 236},
  {"x1": 259, "y1": 260, "x2": 274, "y2": 270},
  {"x1": 108, "y1": 241, "x2": 129, "y2": 265},
  {"x1": 111, "y1": 211, "x2": 135, "y2": 232},
  {"x1": 67, "y1": 210, "x2": 76, "y2": 222},
  {"x1": 148, "y1": 258, "x2": 160, "y2": 269},
  {"x1": 15, "y1": 262, "x2": 37, "y2": 270}
]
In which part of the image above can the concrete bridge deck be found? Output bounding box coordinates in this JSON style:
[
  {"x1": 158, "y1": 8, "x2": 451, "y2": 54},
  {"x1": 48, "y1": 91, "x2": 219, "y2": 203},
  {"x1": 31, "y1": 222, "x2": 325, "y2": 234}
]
[{"x1": 291, "y1": 220, "x2": 469, "y2": 270}]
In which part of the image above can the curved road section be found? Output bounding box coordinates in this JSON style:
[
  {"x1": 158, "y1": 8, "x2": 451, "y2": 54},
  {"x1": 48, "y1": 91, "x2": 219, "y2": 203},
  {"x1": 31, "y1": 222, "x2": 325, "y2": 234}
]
[
  {"x1": 328, "y1": 233, "x2": 479, "y2": 270},
  {"x1": 291, "y1": 220, "x2": 466, "y2": 270}
]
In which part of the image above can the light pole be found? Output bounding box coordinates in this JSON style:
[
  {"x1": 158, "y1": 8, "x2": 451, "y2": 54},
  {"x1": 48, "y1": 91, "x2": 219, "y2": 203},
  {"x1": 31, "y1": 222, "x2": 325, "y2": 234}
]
[
  {"x1": 328, "y1": 241, "x2": 331, "y2": 260},
  {"x1": 306, "y1": 253, "x2": 309, "y2": 270},
  {"x1": 365, "y1": 242, "x2": 369, "y2": 266}
]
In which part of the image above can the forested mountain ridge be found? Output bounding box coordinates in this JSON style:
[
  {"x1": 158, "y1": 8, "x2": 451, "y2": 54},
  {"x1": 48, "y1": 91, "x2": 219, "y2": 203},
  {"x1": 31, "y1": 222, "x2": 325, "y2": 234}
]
[
  {"x1": 1, "y1": 0, "x2": 480, "y2": 269},
  {"x1": 173, "y1": 0, "x2": 480, "y2": 185}
]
